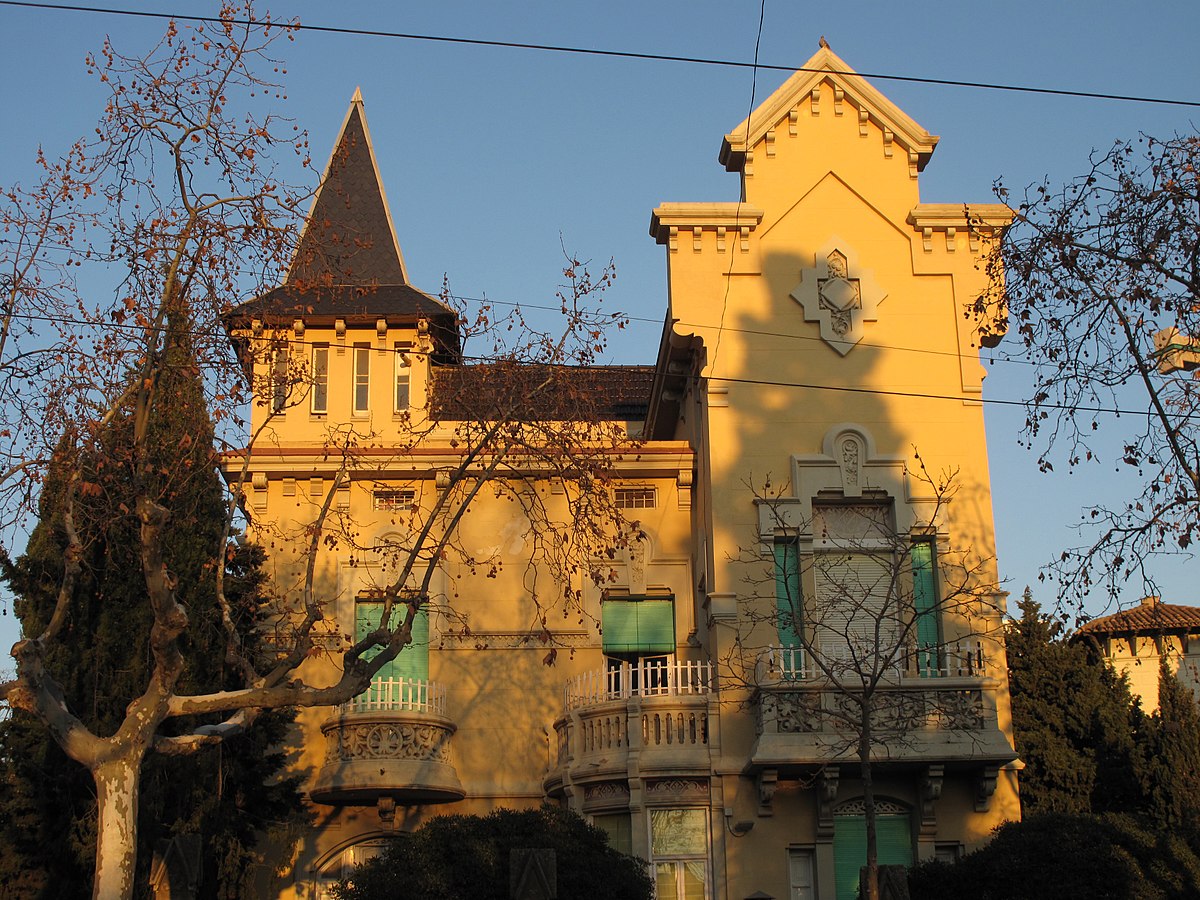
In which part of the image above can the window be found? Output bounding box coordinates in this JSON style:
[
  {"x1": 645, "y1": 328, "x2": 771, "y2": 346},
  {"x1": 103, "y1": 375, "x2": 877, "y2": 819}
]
[
  {"x1": 832, "y1": 800, "x2": 912, "y2": 900},
  {"x1": 774, "y1": 539, "x2": 802, "y2": 648},
  {"x1": 601, "y1": 596, "x2": 675, "y2": 655},
  {"x1": 811, "y1": 502, "x2": 901, "y2": 668},
  {"x1": 605, "y1": 654, "x2": 669, "y2": 697},
  {"x1": 394, "y1": 341, "x2": 411, "y2": 412},
  {"x1": 355, "y1": 595, "x2": 428, "y2": 707},
  {"x1": 933, "y1": 843, "x2": 962, "y2": 864},
  {"x1": 311, "y1": 344, "x2": 329, "y2": 414},
  {"x1": 592, "y1": 813, "x2": 633, "y2": 856},
  {"x1": 601, "y1": 595, "x2": 675, "y2": 698},
  {"x1": 649, "y1": 808, "x2": 710, "y2": 900},
  {"x1": 911, "y1": 540, "x2": 943, "y2": 676},
  {"x1": 788, "y1": 849, "x2": 816, "y2": 900},
  {"x1": 373, "y1": 489, "x2": 415, "y2": 512},
  {"x1": 614, "y1": 487, "x2": 656, "y2": 509},
  {"x1": 316, "y1": 840, "x2": 390, "y2": 898},
  {"x1": 271, "y1": 347, "x2": 289, "y2": 412},
  {"x1": 352, "y1": 344, "x2": 370, "y2": 415}
]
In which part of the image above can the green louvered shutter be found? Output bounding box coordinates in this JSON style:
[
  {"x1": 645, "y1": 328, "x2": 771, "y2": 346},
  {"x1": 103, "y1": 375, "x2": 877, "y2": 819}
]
[
  {"x1": 911, "y1": 542, "x2": 940, "y2": 675},
  {"x1": 601, "y1": 599, "x2": 675, "y2": 653},
  {"x1": 774, "y1": 541, "x2": 802, "y2": 647},
  {"x1": 355, "y1": 600, "x2": 429, "y2": 681},
  {"x1": 833, "y1": 812, "x2": 913, "y2": 900}
]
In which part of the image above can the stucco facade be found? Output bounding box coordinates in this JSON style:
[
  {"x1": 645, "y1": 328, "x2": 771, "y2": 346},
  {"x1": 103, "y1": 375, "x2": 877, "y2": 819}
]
[{"x1": 228, "y1": 48, "x2": 1019, "y2": 900}]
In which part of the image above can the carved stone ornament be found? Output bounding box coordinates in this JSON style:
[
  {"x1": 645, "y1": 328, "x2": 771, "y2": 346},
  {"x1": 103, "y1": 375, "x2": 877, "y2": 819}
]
[
  {"x1": 325, "y1": 720, "x2": 453, "y2": 765},
  {"x1": 583, "y1": 781, "x2": 631, "y2": 811},
  {"x1": 975, "y1": 764, "x2": 999, "y2": 813},
  {"x1": 818, "y1": 768, "x2": 841, "y2": 832},
  {"x1": 762, "y1": 691, "x2": 823, "y2": 733},
  {"x1": 920, "y1": 764, "x2": 944, "y2": 831},
  {"x1": 628, "y1": 540, "x2": 647, "y2": 593},
  {"x1": 790, "y1": 240, "x2": 886, "y2": 355},
  {"x1": 645, "y1": 778, "x2": 710, "y2": 803},
  {"x1": 835, "y1": 798, "x2": 908, "y2": 817},
  {"x1": 839, "y1": 435, "x2": 861, "y2": 490},
  {"x1": 438, "y1": 630, "x2": 590, "y2": 650},
  {"x1": 757, "y1": 768, "x2": 779, "y2": 817},
  {"x1": 934, "y1": 690, "x2": 985, "y2": 730}
]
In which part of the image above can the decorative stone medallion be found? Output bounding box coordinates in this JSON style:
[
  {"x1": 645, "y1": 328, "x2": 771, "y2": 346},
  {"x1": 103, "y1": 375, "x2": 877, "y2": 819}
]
[{"x1": 790, "y1": 240, "x2": 886, "y2": 355}]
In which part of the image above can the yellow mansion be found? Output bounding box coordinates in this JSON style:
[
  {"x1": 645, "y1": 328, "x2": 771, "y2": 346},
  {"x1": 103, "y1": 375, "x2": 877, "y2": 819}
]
[{"x1": 226, "y1": 47, "x2": 1020, "y2": 900}]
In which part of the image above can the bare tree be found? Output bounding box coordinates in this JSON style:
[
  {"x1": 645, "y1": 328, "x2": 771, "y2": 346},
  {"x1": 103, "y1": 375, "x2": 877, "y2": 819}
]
[
  {"x1": 0, "y1": 8, "x2": 637, "y2": 898},
  {"x1": 736, "y1": 461, "x2": 1008, "y2": 900},
  {"x1": 978, "y1": 132, "x2": 1200, "y2": 610}
]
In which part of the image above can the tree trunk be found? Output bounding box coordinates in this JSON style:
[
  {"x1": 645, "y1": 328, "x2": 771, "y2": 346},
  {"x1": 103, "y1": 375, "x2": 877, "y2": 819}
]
[
  {"x1": 93, "y1": 755, "x2": 142, "y2": 900},
  {"x1": 860, "y1": 704, "x2": 879, "y2": 900}
]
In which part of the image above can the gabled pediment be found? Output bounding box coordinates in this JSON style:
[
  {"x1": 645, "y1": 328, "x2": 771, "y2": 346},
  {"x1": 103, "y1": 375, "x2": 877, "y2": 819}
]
[{"x1": 719, "y1": 46, "x2": 938, "y2": 174}]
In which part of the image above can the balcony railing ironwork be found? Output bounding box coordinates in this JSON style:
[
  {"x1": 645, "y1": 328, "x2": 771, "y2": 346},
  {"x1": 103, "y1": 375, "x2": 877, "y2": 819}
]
[
  {"x1": 759, "y1": 642, "x2": 988, "y2": 683},
  {"x1": 562, "y1": 657, "x2": 715, "y2": 712},
  {"x1": 340, "y1": 677, "x2": 447, "y2": 716}
]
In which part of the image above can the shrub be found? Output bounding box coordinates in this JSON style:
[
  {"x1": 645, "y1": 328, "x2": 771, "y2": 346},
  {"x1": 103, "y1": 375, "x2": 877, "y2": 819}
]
[{"x1": 331, "y1": 806, "x2": 652, "y2": 900}]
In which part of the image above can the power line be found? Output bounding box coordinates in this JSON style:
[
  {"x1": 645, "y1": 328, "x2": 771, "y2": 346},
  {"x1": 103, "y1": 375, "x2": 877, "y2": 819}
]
[
  {"x1": 0, "y1": 308, "x2": 1183, "y2": 421},
  {"x1": 0, "y1": 289, "x2": 1039, "y2": 377},
  {"x1": 1, "y1": 0, "x2": 1198, "y2": 109}
]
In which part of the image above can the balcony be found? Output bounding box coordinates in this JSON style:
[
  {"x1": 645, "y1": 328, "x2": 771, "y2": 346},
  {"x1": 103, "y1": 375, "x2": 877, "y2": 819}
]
[
  {"x1": 751, "y1": 643, "x2": 1016, "y2": 769},
  {"x1": 758, "y1": 641, "x2": 987, "y2": 682},
  {"x1": 311, "y1": 678, "x2": 465, "y2": 806},
  {"x1": 545, "y1": 658, "x2": 717, "y2": 798}
]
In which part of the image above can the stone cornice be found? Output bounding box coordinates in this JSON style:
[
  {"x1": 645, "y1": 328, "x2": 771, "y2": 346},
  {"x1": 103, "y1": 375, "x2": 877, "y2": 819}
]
[
  {"x1": 906, "y1": 203, "x2": 1014, "y2": 231},
  {"x1": 649, "y1": 203, "x2": 765, "y2": 246}
]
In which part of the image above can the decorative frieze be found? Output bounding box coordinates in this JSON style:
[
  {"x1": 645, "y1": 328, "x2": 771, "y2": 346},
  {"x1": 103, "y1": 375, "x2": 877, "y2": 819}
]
[
  {"x1": 759, "y1": 686, "x2": 987, "y2": 735},
  {"x1": 645, "y1": 777, "x2": 709, "y2": 803},
  {"x1": 325, "y1": 719, "x2": 453, "y2": 765},
  {"x1": 438, "y1": 630, "x2": 590, "y2": 650},
  {"x1": 583, "y1": 781, "x2": 631, "y2": 811}
]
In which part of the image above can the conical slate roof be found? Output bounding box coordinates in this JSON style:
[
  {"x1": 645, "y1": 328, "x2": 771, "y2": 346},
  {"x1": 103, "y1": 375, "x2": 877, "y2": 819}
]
[
  {"x1": 287, "y1": 88, "x2": 409, "y2": 287},
  {"x1": 228, "y1": 91, "x2": 454, "y2": 329}
]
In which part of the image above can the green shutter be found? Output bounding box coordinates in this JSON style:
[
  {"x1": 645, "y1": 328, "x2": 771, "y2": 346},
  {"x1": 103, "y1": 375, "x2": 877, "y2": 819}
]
[
  {"x1": 774, "y1": 541, "x2": 802, "y2": 647},
  {"x1": 355, "y1": 600, "x2": 428, "y2": 681},
  {"x1": 833, "y1": 813, "x2": 913, "y2": 900},
  {"x1": 911, "y1": 542, "x2": 940, "y2": 675},
  {"x1": 601, "y1": 599, "x2": 675, "y2": 653}
]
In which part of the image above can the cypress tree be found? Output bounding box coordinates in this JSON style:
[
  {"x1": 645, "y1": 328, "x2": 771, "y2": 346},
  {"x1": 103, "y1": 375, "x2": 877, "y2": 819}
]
[
  {"x1": 0, "y1": 311, "x2": 305, "y2": 898},
  {"x1": 1144, "y1": 661, "x2": 1200, "y2": 836},
  {"x1": 1007, "y1": 588, "x2": 1147, "y2": 816}
]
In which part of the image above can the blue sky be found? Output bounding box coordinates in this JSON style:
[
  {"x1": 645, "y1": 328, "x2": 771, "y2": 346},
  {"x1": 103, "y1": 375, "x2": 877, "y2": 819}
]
[{"x1": 1, "y1": 1, "x2": 1199, "y2": 657}]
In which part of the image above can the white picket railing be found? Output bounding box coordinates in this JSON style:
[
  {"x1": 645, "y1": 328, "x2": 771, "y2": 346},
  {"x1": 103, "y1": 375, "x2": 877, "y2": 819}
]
[
  {"x1": 760, "y1": 641, "x2": 988, "y2": 682},
  {"x1": 341, "y1": 677, "x2": 447, "y2": 716},
  {"x1": 563, "y1": 657, "x2": 715, "y2": 711}
]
